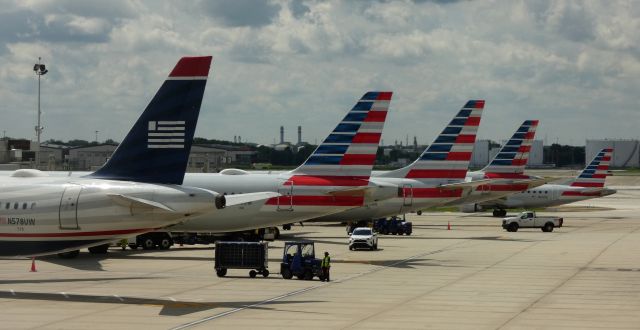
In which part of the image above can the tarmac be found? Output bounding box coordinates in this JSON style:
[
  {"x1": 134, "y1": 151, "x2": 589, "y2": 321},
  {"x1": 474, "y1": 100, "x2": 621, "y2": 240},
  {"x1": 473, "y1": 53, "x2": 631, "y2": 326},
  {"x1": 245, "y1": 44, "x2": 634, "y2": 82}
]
[{"x1": 0, "y1": 178, "x2": 639, "y2": 329}]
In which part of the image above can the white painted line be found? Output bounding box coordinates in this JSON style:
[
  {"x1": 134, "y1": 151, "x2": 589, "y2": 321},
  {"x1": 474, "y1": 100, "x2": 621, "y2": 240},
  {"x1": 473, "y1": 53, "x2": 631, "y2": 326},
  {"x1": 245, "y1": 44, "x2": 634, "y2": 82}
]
[
  {"x1": 171, "y1": 246, "x2": 457, "y2": 330},
  {"x1": 60, "y1": 292, "x2": 68, "y2": 299},
  {"x1": 113, "y1": 294, "x2": 124, "y2": 302},
  {"x1": 10, "y1": 289, "x2": 15, "y2": 296}
]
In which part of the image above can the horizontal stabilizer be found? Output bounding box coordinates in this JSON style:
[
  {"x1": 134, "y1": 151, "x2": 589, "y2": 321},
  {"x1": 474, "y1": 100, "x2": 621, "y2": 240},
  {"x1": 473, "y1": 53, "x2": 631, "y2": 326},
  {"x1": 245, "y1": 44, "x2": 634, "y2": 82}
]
[
  {"x1": 107, "y1": 194, "x2": 175, "y2": 212},
  {"x1": 225, "y1": 192, "x2": 281, "y2": 207},
  {"x1": 438, "y1": 179, "x2": 493, "y2": 191}
]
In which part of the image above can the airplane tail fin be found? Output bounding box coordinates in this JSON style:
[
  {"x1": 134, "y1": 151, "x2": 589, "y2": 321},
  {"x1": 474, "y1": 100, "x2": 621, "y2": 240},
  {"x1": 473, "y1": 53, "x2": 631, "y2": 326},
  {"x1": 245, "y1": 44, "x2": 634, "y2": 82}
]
[
  {"x1": 569, "y1": 148, "x2": 613, "y2": 188},
  {"x1": 290, "y1": 91, "x2": 392, "y2": 184},
  {"x1": 379, "y1": 100, "x2": 484, "y2": 182},
  {"x1": 89, "y1": 56, "x2": 212, "y2": 185},
  {"x1": 481, "y1": 120, "x2": 538, "y2": 175}
]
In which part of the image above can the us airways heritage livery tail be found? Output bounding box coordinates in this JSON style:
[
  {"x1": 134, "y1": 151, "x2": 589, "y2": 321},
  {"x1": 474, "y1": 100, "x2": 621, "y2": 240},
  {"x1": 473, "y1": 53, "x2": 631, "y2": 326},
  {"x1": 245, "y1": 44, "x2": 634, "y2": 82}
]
[{"x1": 0, "y1": 56, "x2": 233, "y2": 257}]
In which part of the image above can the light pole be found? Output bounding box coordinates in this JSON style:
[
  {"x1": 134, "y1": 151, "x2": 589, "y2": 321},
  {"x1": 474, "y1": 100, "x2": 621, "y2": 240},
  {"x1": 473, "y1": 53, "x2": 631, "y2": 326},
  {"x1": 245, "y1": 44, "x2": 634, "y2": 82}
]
[
  {"x1": 95, "y1": 130, "x2": 99, "y2": 143},
  {"x1": 33, "y1": 57, "x2": 48, "y2": 168}
]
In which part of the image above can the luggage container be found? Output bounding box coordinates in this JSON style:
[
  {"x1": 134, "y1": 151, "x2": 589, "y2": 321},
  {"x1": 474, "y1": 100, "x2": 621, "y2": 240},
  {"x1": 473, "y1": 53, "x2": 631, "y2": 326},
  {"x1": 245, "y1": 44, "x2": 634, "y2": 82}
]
[{"x1": 214, "y1": 241, "x2": 269, "y2": 278}]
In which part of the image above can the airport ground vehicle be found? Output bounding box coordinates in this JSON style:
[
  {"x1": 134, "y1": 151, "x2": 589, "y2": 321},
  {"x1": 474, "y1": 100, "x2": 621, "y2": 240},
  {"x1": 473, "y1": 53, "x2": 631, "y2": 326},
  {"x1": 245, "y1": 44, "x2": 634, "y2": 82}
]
[
  {"x1": 280, "y1": 241, "x2": 324, "y2": 281},
  {"x1": 373, "y1": 217, "x2": 412, "y2": 235},
  {"x1": 214, "y1": 241, "x2": 269, "y2": 278},
  {"x1": 348, "y1": 227, "x2": 378, "y2": 250},
  {"x1": 502, "y1": 211, "x2": 563, "y2": 232}
]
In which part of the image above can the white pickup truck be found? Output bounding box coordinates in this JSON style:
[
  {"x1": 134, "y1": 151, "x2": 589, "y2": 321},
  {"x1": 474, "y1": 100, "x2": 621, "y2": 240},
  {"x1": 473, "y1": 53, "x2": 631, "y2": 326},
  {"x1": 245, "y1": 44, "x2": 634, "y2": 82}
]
[{"x1": 502, "y1": 211, "x2": 563, "y2": 232}]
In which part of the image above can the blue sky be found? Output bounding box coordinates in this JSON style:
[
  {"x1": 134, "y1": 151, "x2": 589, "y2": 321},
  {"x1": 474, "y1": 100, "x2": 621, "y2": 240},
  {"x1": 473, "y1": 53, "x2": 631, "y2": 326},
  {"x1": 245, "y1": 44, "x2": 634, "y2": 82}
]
[{"x1": 0, "y1": 0, "x2": 638, "y2": 146}]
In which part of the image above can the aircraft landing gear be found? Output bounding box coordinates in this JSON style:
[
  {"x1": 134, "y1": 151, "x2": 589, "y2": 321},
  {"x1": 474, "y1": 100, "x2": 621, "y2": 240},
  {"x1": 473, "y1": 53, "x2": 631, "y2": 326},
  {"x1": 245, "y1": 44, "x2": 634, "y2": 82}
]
[{"x1": 492, "y1": 209, "x2": 507, "y2": 217}]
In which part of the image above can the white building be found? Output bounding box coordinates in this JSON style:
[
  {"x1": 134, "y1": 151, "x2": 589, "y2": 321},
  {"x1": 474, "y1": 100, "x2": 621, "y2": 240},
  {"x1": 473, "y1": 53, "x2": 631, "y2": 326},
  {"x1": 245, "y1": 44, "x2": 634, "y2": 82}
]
[{"x1": 586, "y1": 139, "x2": 639, "y2": 168}]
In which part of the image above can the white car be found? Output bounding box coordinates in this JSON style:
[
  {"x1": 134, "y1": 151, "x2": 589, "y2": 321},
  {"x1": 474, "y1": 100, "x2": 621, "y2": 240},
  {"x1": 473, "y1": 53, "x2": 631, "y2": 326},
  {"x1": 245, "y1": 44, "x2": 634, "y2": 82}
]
[{"x1": 348, "y1": 227, "x2": 378, "y2": 250}]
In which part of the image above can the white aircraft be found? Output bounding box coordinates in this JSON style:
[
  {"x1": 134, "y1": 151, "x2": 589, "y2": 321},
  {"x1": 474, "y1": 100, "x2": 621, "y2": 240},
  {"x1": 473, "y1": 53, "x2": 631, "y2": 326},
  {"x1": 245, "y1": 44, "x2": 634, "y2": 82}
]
[
  {"x1": 468, "y1": 148, "x2": 616, "y2": 214},
  {"x1": 0, "y1": 56, "x2": 273, "y2": 258},
  {"x1": 164, "y1": 91, "x2": 397, "y2": 233},
  {"x1": 1, "y1": 92, "x2": 397, "y2": 247},
  {"x1": 311, "y1": 100, "x2": 488, "y2": 223},
  {"x1": 452, "y1": 120, "x2": 547, "y2": 215}
]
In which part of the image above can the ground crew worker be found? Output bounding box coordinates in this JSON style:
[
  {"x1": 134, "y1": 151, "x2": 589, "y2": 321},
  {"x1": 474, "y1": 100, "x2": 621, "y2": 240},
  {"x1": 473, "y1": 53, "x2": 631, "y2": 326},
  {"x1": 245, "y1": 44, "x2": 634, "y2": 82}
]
[{"x1": 321, "y1": 251, "x2": 331, "y2": 282}]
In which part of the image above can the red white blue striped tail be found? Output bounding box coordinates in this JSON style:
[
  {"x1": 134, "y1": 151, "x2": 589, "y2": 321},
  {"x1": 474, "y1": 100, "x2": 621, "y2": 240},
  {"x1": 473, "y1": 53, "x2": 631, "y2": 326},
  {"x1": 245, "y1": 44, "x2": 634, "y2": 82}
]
[
  {"x1": 570, "y1": 148, "x2": 613, "y2": 188},
  {"x1": 289, "y1": 91, "x2": 392, "y2": 185},
  {"x1": 482, "y1": 120, "x2": 538, "y2": 175},
  {"x1": 381, "y1": 100, "x2": 484, "y2": 183}
]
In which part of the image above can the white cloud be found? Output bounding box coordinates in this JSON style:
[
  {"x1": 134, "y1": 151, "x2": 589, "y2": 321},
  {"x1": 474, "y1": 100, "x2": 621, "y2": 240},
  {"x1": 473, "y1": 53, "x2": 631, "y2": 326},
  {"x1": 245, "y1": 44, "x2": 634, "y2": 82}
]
[{"x1": 0, "y1": 0, "x2": 638, "y2": 145}]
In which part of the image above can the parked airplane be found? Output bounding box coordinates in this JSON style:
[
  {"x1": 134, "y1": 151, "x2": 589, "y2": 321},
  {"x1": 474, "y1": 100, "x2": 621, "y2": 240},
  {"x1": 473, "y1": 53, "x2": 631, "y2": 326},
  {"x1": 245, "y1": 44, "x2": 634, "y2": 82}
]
[
  {"x1": 468, "y1": 148, "x2": 616, "y2": 214},
  {"x1": 2, "y1": 92, "x2": 397, "y2": 245},
  {"x1": 311, "y1": 100, "x2": 487, "y2": 223},
  {"x1": 164, "y1": 91, "x2": 397, "y2": 234},
  {"x1": 0, "y1": 56, "x2": 272, "y2": 258},
  {"x1": 451, "y1": 120, "x2": 546, "y2": 215}
]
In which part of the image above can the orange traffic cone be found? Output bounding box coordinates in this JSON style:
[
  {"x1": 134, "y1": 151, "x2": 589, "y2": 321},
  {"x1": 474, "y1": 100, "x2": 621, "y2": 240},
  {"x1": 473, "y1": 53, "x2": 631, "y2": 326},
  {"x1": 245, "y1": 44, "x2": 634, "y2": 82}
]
[
  {"x1": 30, "y1": 257, "x2": 37, "y2": 272},
  {"x1": 447, "y1": 222, "x2": 451, "y2": 230}
]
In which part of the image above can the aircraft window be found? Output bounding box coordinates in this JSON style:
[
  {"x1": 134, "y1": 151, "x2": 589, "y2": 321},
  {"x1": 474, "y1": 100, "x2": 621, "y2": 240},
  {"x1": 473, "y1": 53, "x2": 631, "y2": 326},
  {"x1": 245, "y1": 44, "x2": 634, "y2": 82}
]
[
  {"x1": 30, "y1": 203, "x2": 36, "y2": 209},
  {"x1": 545, "y1": 191, "x2": 548, "y2": 194},
  {"x1": 5, "y1": 203, "x2": 9, "y2": 209},
  {"x1": 13, "y1": 202, "x2": 18, "y2": 209},
  {"x1": 22, "y1": 203, "x2": 27, "y2": 210}
]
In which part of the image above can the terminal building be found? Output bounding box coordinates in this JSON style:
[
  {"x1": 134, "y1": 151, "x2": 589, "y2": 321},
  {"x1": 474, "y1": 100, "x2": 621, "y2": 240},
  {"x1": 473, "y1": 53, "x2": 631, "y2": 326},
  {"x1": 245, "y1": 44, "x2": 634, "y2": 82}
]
[{"x1": 586, "y1": 139, "x2": 639, "y2": 168}]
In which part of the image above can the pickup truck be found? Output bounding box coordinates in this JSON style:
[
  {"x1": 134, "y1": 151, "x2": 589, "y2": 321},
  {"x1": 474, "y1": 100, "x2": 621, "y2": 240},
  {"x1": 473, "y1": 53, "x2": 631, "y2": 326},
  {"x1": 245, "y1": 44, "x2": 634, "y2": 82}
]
[{"x1": 502, "y1": 211, "x2": 563, "y2": 232}]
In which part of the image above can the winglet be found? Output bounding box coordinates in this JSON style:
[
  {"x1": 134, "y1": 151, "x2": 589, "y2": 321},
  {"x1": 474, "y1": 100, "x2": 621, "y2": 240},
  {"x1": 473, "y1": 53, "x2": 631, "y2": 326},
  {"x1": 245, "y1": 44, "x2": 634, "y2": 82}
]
[{"x1": 89, "y1": 56, "x2": 212, "y2": 185}]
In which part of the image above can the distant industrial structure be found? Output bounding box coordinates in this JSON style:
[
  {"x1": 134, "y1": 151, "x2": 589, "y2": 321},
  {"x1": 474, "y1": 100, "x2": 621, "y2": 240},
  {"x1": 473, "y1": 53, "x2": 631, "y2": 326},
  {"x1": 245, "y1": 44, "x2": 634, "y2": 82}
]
[
  {"x1": 273, "y1": 125, "x2": 307, "y2": 152},
  {"x1": 586, "y1": 139, "x2": 639, "y2": 168}
]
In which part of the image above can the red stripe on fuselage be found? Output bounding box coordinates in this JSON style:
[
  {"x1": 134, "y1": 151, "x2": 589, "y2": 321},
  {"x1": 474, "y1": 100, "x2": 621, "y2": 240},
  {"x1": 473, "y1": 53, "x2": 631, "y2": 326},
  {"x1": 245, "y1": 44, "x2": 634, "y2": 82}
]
[
  {"x1": 562, "y1": 190, "x2": 602, "y2": 197},
  {"x1": 286, "y1": 175, "x2": 369, "y2": 186},
  {"x1": 476, "y1": 183, "x2": 529, "y2": 192},
  {"x1": 265, "y1": 195, "x2": 364, "y2": 206},
  {"x1": 405, "y1": 169, "x2": 467, "y2": 179},
  {"x1": 484, "y1": 173, "x2": 529, "y2": 179},
  {"x1": 403, "y1": 187, "x2": 463, "y2": 198},
  {"x1": 0, "y1": 228, "x2": 153, "y2": 238},
  {"x1": 570, "y1": 182, "x2": 604, "y2": 188}
]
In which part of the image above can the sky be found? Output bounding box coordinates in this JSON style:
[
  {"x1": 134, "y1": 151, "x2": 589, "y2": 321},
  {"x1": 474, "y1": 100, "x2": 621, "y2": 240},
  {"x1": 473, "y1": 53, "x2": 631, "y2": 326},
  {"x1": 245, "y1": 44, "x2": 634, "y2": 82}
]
[{"x1": 0, "y1": 0, "x2": 638, "y2": 146}]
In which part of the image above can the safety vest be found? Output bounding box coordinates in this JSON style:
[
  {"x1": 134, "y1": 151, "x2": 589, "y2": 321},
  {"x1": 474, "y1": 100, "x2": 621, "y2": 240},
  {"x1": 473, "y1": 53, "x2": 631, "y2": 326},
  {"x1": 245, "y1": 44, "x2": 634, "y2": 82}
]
[{"x1": 322, "y1": 255, "x2": 331, "y2": 267}]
